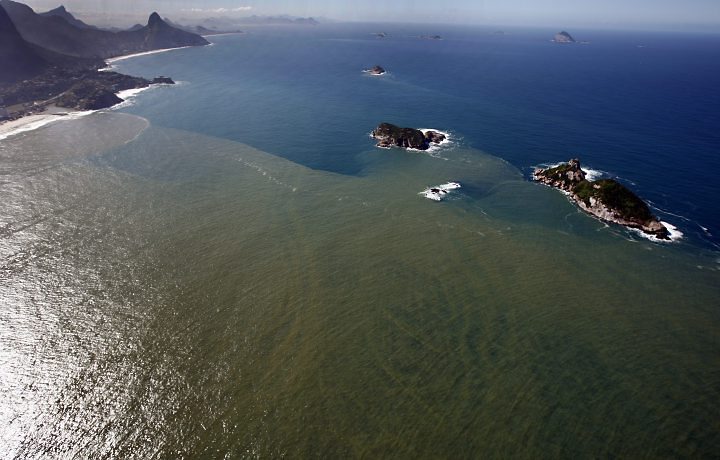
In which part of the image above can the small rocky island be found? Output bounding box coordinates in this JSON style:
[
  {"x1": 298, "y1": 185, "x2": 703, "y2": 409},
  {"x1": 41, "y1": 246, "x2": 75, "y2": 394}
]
[
  {"x1": 372, "y1": 122, "x2": 446, "y2": 150},
  {"x1": 534, "y1": 159, "x2": 669, "y2": 239},
  {"x1": 554, "y1": 31, "x2": 576, "y2": 43},
  {"x1": 364, "y1": 65, "x2": 386, "y2": 75}
]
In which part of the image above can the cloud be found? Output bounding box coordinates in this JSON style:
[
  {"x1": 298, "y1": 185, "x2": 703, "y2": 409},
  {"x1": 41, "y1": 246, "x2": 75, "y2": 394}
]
[{"x1": 182, "y1": 7, "x2": 253, "y2": 13}]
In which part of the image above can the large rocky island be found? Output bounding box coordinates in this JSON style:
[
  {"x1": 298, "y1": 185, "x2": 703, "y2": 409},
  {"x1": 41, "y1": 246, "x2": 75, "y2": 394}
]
[
  {"x1": 534, "y1": 159, "x2": 670, "y2": 240},
  {"x1": 372, "y1": 122, "x2": 446, "y2": 150}
]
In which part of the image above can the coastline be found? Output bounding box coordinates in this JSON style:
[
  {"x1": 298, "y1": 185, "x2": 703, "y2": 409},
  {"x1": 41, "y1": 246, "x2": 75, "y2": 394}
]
[
  {"x1": 1, "y1": 46, "x2": 186, "y2": 141},
  {"x1": 105, "y1": 45, "x2": 194, "y2": 64},
  {"x1": 0, "y1": 85, "x2": 163, "y2": 141},
  {"x1": 0, "y1": 105, "x2": 94, "y2": 141}
]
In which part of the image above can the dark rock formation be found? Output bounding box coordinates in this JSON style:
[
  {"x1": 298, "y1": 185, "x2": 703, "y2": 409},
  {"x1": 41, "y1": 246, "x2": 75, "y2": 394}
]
[
  {"x1": 56, "y1": 81, "x2": 122, "y2": 110},
  {"x1": 151, "y1": 76, "x2": 175, "y2": 84},
  {"x1": 534, "y1": 159, "x2": 670, "y2": 239},
  {"x1": 1, "y1": 1, "x2": 209, "y2": 59},
  {"x1": 365, "y1": 65, "x2": 385, "y2": 75},
  {"x1": 372, "y1": 123, "x2": 446, "y2": 151},
  {"x1": 554, "y1": 31, "x2": 576, "y2": 43}
]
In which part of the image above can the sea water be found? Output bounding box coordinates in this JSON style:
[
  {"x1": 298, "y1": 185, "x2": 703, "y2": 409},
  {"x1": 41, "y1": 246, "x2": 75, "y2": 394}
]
[{"x1": 1, "y1": 24, "x2": 719, "y2": 458}]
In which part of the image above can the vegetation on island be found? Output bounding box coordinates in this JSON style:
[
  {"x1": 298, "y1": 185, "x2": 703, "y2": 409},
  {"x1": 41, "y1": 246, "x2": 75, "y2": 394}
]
[{"x1": 534, "y1": 159, "x2": 669, "y2": 239}]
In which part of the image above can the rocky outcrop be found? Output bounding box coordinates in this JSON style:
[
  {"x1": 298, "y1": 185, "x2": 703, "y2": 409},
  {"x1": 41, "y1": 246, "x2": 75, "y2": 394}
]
[
  {"x1": 372, "y1": 123, "x2": 446, "y2": 150},
  {"x1": 554, "y1": 31, "x2": 576, "y2": 43},
  {"x1": 364, "y1": 65, "x2": 385, "y2": 75},
  {"x1": 534, "y1": 159, "x2": 669, "y2": 239},
  {"x1": 151, "y1": 76, "x2": 175, "y2": 84}
]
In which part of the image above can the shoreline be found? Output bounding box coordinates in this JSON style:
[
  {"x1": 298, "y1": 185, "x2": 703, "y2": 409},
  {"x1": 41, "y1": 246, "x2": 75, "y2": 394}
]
[
  {"x1": 105, "y1": 45, "x2": 194, "y2": 64},
  {"x1": 0, "y1": 105, "x2": 95, "y2": 141},
  {"x1": 0, "y1": 83, "x2": 165, "y2": 142},
  {"x1": 1, "y1": 45, "x2": 188, "y2": 141}
]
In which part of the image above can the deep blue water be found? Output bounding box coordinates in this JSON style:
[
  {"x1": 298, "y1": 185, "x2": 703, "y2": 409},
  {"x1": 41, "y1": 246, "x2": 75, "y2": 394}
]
[{"x1": 116, "y1": 24, "x2": 720, "y2": 249}]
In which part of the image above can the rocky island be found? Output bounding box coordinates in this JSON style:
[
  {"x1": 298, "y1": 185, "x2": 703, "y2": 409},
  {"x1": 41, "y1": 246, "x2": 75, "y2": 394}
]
[
  {"x1": 364, "y1": 65, "x2": 386, "y2": 75},
  {"x1": 372, "y1": 123, "x2": 446, "y2": 150},
  {"x1": 553, "y1": 31, "x2": 576, "y2": 43},
  {"x1": 534, "y1": 159, "x2": 670, "y2": 240}
]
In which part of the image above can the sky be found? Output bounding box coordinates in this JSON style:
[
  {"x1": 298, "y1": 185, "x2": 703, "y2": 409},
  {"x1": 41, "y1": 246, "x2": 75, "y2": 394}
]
[{"x1": 18, "y1": 0, "x2": 720, "y2": 30}]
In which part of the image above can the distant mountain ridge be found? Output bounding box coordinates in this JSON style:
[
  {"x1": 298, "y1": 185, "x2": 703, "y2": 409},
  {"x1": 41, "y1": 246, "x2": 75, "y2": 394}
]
[
  {"x1": 40, "y1": 5, "x2": 96, "y2": 29},
  {"x1": 0, "y1": 0, "x2": 209, "y2": 59}
]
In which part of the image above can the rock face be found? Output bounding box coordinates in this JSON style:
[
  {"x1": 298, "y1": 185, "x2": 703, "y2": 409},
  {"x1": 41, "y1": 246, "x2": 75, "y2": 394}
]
[
  {"x1": 534, "y1": 159, "x2": 670, "y2": 240},
  {"x1": 554, "y1": 31, "x2": 576, "y2": 43},
  {"x1": 372, "y1": 123, "x2": 446, "y2": 150}
]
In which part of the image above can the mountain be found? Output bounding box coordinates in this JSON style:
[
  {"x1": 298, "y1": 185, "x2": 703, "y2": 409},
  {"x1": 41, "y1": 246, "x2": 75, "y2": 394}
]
[
  {"x1": 189, "y1": 14, "x2": 318, "y2": 31},
  {"x1": 0, "y1": 4, "x2": 101, "y2": 83},
  {"x1": 0, "y1": 4, "x2": 45, "y2": 82},
  {"x1": 162, "y1": 17, "x2": 242, "y2": 36},
  {"x1": 39, "y1": 5, "x2": 96, "y2": 29},
  {"x1": 1, "y1": 0, "x2": 209, "y2": 59},
  {"x1": 140, "y1": 12, "x2": 209, "y2": 50}
]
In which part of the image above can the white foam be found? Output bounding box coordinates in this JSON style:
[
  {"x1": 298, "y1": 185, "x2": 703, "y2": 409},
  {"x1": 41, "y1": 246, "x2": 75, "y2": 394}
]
[
  {"x1": 662, "y1": 221, "x2": 684, "y2": 241},
  {"x1": 420, "y1": 182, "x2": 461, "y2": 201},
  {"x1": 415, "y1": 129, "x2": 454, "y2": 155},
  {"x1": 110, "y1": 86, "x2": 154, "y2": 109},
  {"x1": 363, "y1": 69, "x2": 387, "y2": 76},
  {"x1": 627, "y1": 221, "x2": 683, "y2": 243},
  {"x1": 535, "y1": 161, "x2": 604, "y2": 181},
  {"x1": 582, "y1": 168, "x2": 604, "y2": 181}
]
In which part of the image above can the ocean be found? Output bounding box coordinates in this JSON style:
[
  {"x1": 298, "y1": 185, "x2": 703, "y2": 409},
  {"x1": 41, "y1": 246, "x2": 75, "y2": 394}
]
[{"x1": 1, "y1": 23, "x2": 719, "y2": 458}]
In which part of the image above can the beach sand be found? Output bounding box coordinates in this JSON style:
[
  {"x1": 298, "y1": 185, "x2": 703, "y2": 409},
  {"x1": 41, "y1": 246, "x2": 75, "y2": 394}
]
[{"x1": 0, "y1": 105, "x2": 83, "y2": 141}]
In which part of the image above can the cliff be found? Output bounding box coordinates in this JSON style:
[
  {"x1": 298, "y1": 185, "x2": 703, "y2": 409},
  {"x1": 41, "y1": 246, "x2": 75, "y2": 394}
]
[{"x1": 534, "y1": 159, "x2": 669, "y2": 239}]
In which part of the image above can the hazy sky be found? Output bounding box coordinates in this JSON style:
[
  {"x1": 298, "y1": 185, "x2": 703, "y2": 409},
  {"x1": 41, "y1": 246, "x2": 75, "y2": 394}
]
[{"x1": 18, "y1": 0, "x2": 720, "y2": 29}]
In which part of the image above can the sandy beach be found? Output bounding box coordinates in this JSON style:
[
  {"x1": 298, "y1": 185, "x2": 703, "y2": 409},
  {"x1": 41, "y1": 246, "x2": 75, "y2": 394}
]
[{"x1": 0, "y1": 105, "x2": 91, "y2": 141}]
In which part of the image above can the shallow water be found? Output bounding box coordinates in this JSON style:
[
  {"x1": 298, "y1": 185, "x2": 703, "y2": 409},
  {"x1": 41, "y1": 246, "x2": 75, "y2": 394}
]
[{"x1": 1, "y1": 25, "x2": 719, "y2": 458}]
